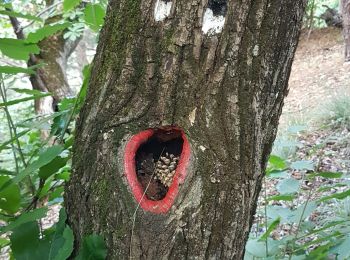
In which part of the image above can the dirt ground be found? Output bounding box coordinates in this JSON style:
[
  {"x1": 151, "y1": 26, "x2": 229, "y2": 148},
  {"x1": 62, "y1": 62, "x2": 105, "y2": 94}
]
[{"x1": 282, "y1": 27, "x2": 350, "y2": 126}]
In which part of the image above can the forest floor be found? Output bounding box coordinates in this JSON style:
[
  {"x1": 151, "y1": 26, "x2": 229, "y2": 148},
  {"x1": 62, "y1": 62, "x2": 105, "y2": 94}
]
[
  {"x1": 250, "y1": 27, "x2": 350, "y2": 254},
  {"x1": 282, "y1": 27, "x2": 350, "y2": 126}
]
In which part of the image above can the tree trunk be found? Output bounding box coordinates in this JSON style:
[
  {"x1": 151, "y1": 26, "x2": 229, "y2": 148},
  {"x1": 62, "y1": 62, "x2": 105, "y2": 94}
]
[
  {"x1": 341, "y1": 0, "x2": 350, "y2": 61},
  {"x1": 8, "y1": 9, "x2": 77, "y2": 115},
  {"x1": 65, "y1": 0, "x2": 306, "y2": 259}
]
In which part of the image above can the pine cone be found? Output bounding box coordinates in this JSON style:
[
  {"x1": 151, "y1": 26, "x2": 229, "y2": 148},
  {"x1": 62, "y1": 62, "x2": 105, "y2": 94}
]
[{"x1": 154, "y1": 152, "x2": 179, "y2": 187}]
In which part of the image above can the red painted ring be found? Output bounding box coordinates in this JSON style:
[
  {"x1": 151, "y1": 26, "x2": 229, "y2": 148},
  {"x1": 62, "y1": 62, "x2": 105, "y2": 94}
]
[{"x1": 124, "y1": 128, "x2": 190, "y2": 214}]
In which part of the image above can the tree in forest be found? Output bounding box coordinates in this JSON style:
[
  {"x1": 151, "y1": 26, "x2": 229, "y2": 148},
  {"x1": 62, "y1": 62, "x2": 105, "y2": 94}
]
[
  {"x1": 341, "y1": 0, "x2": 350, "y2": 61},
  {"x1": 6, "y1": 0, "x2": 83, "y2": 115},
  {"x1": 65, "y1": 0, "x2": 307, "y2": 258}
]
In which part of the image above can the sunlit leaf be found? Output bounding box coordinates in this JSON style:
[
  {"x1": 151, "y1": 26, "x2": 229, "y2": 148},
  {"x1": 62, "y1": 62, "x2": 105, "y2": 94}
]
[
  {"x1": 1, "y1": 208, "x2": 47, "y2": 234},
  {"x1": 26, "y1": 23, "x2": 71, "y2": 43},
  {"x1": 84, "y1": 3, "x2": 105, "y2": 31},
  {"x1": 0, "y1": 146, "x2": 64, "y2": 193},
  {"x1": 63, "y1": 0, "x2": 82, "y2": 11},
  {"x1": 268, "y1": 155, "x2": 286, "y2": 170},
  {"x1": 0, "y1": 65, "x2": 34, "y2": 74},
  {"x1": 0, "y1": 10, "x2": 42, "y2": 21},
  {"x1": 319, "y1": 189, "x2": 350, "y2": 202},
  {"x1": 259, "y1": 217, "x2": 281, "y2": 241},
  {"x1": 315, "y1": 172, "x2": 343, "y2": 179},
  {"x1": 277, "y1": 179, "x2": 300, "y2": 194},
  {"x1": 0, "y1": 38, "x2": 39, "y2": 60},
  {"x1": 290, "y1": 160, "x2": 314, "y2": 171},
  {"x1": 10, "y1": 88, "x2": 46, "y2": 96},
  {"x1": 0, "y1": 92, "x2": 51, "y2": 107}
]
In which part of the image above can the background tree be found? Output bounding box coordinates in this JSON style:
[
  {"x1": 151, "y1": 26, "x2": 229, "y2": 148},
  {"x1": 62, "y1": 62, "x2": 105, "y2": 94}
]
[
  {"x1": 65, "y1": 0, "x2": 307, "y2": 258},
  {"x1": 341, "y1": 0, "x2": 350, "y2": 61}
]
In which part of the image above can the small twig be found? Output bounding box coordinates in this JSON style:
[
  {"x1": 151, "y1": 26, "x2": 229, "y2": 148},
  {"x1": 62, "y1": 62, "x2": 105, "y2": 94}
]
[
  {"x1": 264, "y1": 177, "x2": 269, "y2": 256},
  {"x1": 0, "y1": 74, "x2": 36, "y2": 195},
  {"x1": 22, "y1": 1, "x2": 63, "y2": 30}
]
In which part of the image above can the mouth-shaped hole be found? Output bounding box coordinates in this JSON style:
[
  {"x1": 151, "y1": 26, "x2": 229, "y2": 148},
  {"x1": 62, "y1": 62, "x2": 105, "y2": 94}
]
[
  {"x1": 135, "y1": 129, "x2": 183, "y2": 201},
  {"x1": 124, "y1": 127, "x2": 190, "y2": 214}
]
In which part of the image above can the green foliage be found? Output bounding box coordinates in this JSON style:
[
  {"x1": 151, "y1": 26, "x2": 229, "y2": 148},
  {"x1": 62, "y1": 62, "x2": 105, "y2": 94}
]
[
  {"x1": 0, "y1": 38, "x2": 40, "y2": 60},
  {"x1": 0, "y1": 9, "x2": 42, "y2": 22},
  {"x1": 0, "y1": 66, "x2": 35, "y2": 75},
  {"x1": 26, "y1": 23, "x2": 71, "y2": 43},
  {"x1": 0, "y1": 1, "x2": 106, "y2": 258},
  {"x1": 84, "y1": 3, "x2": 106, "y2": 32},
  {"x1": 63, "y1": 0, "x2": 82, "y2": 12},
  {"x1": 10, "y1": 209, "x2": 74, "y2": 260},
  {"x1": 0, "y1": 175, "x2": 20, "y2": 214},
  {"x1": 304, "y1": 0, "x2": 339, "y2": 28},
  {"x1": 246, "y1": 137, "x2": 350, "y2": 259}
]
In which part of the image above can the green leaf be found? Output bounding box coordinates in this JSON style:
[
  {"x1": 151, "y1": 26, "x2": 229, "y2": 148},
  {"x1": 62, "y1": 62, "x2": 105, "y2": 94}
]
[
  {"x1": 0, "y1": 130, "x2": 30, "y2": 152},
  {"x1": 76, "y1": 234, "x2": 107, "y2": 260},
  {"x1": 39, "y1": 156, "x2": 68, "y2": 180},
  {"x1": 26, "y1": 23, "x2": 71, "y2": 43},
  {"x1": 0, "y1": 38, "x2": 39, "y2": 60},
  {"x1": 0, "y1": 175, "x2": 20, "y2": 214},
  {"x1": 319, "y1": 189, "x2": 350, "y2": 202},
  {"x1": 245, "y1": 238, "x2": 281, "y2": 258},
  {"x1": 259, "y1": 217, "x2": 281, "y2": 241},
  {"x1": 10, "y1": 221, "x2": 40, "y2": 260},
  {"x1": 43, "y1": 209, "x2": 74, "y2": 260},
  {"x1": 0, "y1": 92, "x2": 51, "y2": 107},
  {"x1": 78, "y1": 64, "x2": 90, "y2": 108},
  {"x1": 49, "y1": 186, "x2": 64, "y2": 202},
  {"x1": 277, "y1": 179, "x2": 300, "y2": 194},
  {"x1": 63, "y1": 0, "x2": 82, "y2": 11},
  {"x1": 0, "y1": 10, "x2": 42, "y2": 21},
  {"x1": 10, "y1": 88, "x2": 46, "y2": 96},
  {"x1": 290, "y1": 201, "x2": 317, "y2": 223},
  {"x1": 330, "y1": 235, "x2": 350, "y2": 259},
  {"x1": 268, "y1": 155, "x2": 286, "y2": 170},
  {"x1": 267, "y1": 194, "x2": 295, "y2": 202},
  {"x1": 315, "y1": 172, "x2": 343, "y2": 179},
  {"x1": 84, "y1": 3, "x2": 105, "y2": 31},
  {"x1": 0, "y1": 146, "x2": 63, "y2": 193},
  {"x1": 0, "y1": 65, "x2": 35, "y2": 74},
  {"x1": 0, "y1": 169, "x2": 16, "y2": 176},
  {"x1": 1, "y1": 207, "x2": 47, "y2": 234},
  {"x1": 290, "y1": 160, "x2": 314, "y2": 171},
  {"x1": 0, "y1": 237, "x2": 10, "y2": 248},
  {"x1": 54, "y1": 226, "x2": 74, "y2": 260}
]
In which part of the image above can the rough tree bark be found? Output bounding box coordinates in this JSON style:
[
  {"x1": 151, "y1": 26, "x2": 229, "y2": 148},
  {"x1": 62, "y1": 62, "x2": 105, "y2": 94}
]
[
  {"x1": 341, "y1": 0, "x2": 350, "y2": 61},
  {"x1": 65, "y1": 0, "x2": 306, "y2": 259}
]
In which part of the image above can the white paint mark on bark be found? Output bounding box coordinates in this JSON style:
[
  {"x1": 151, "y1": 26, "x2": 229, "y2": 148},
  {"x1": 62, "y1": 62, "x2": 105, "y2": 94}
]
[
  {"x1": 189, "y1": 107, "x2": 197, "y2": 126},
  {"x1": 202, "y1": 8, "x2": 225, "y2": 34},
  {"x1": 253, "y1": 45, "x2": 259, "y2": 56},
  {"x1": 154, "y1": 0, "x2": 172, "y2": 21}
]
